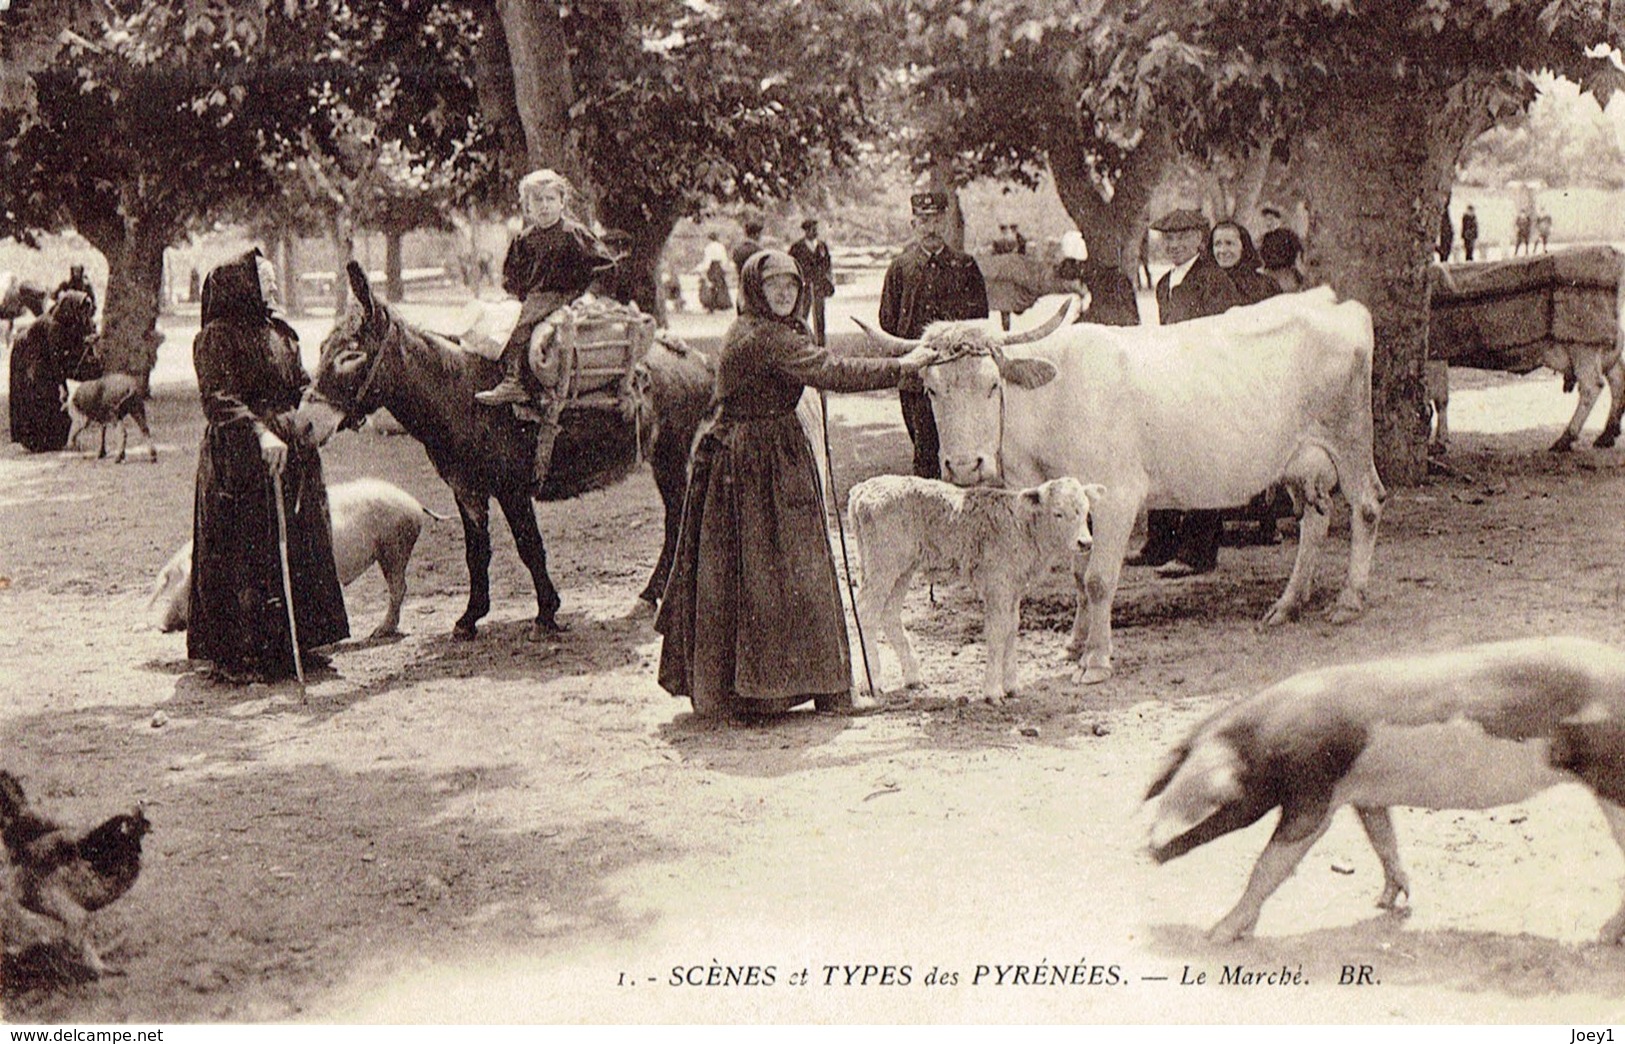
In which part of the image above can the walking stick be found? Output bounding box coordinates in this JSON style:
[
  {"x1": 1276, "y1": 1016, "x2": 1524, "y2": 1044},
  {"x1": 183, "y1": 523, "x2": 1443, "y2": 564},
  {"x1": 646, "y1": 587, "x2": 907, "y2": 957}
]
[
  {"x1": 820, "y1": 390, "x2": 878, "y2": 702},
  {"x1": 271, "y1": 469, "x2": 307, "y2": 700}
]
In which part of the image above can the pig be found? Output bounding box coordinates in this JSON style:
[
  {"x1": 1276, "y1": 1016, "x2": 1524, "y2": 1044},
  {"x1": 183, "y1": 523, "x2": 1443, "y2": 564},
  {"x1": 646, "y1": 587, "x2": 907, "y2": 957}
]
[
  {"x1": 149, "y1": 478, "x2": 446, "y2": 639},
  {"x1": 1146, "y1": 636, "x2": 1625, "y2": 944}
]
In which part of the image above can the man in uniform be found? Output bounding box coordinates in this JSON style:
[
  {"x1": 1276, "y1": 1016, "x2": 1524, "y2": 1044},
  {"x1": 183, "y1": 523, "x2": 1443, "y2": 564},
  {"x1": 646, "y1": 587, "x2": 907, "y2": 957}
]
[
  {"x1": 789, "y1": 218, "x2": 835, "y2": 346},
  {"x1": 879, "y1": 190, "x2": 989, "y2": 479}
]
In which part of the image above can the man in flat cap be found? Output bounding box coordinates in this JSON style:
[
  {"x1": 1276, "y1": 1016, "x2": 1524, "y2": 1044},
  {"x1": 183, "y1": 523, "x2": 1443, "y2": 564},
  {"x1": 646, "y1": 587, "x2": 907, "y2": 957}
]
[
  {"x1": 1136, "y1": 206, "x2": 1243, "y2": 576},
  {"x1": 1152, "y1": 207, "x2": 1235, "y2": 325},
  {"x1": 790, "y1": 217, "x2": 835, "y2": 345},
  {"x1": 878, "y1": 190, "x2": 989, "y2": 479}
]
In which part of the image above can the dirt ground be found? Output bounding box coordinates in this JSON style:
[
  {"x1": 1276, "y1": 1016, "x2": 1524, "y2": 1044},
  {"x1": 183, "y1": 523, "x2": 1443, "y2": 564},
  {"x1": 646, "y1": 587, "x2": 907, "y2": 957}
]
[{"x1": 5, "y1": 304, "x2": 1625, "y2": 1024}]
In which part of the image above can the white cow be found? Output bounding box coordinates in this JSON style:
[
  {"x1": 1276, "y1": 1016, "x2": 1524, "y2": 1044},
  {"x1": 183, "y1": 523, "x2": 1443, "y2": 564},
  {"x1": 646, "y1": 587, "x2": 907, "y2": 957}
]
[{"x1": 858, "y1": 287, "x2": 1387, "y2": 684}]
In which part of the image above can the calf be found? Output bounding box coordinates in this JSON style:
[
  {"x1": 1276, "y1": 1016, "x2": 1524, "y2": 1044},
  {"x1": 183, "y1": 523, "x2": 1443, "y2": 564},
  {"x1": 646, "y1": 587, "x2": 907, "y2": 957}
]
[
  {"x1": 1146, "y1": 636, "x2": 1625, "y2": 944},
  {"x1": 66, "y1": 373, "x2": 156, "y2": 463},
  {"x1": 149, "y1": 479, "x2": 446, "y2": 639},
  {"x1": 848, "y1": 475, "x2": 1102, "y2": 703}
]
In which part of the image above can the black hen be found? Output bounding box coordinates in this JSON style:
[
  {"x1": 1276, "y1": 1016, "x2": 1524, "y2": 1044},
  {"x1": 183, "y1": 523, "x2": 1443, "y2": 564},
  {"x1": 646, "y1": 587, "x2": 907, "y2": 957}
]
[{"x1": 0, "y1": 770, "x2": 150, "y2": 976}]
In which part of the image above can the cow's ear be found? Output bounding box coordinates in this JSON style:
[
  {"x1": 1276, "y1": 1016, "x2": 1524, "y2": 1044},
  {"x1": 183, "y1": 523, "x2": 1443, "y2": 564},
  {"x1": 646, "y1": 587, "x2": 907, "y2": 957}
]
[
  {"x1": 1081, "y1": 483, "x2": 1107, "y2": 506},
  {"x1": 1022, "y1": 488, "x2": 1042, "y2": 505},
  {"x1": 999, "y1": 357, "x2": 1057, "y2": 389}
]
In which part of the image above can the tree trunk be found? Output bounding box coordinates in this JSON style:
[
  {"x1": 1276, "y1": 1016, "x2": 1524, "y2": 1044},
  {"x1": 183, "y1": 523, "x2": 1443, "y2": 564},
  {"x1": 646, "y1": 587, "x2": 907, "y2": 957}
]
[
  {"x1": 79, "y1": 212, "x2": 172, "y2": 388},
  {"x1": 385, "y1": 229, "x2": 405, "y2": 303},
  {"x1": 598, "y1": 194, "x2": 677, "y2": 322},
  {"x1": 1296, "y1": 83, "x2": 1458, "y2": 487},
  {"x1": 470, "y1": 0, "x2": 532, "y2": 180},
  {"x1": 1049, "y1": 122, "x2": 1170, "y2": 277},
  {"x1": 331, "y1": 214, "x2": 356, "y2": 315},
  {"x1": 925, "y1": 162, "x2": 965, "y2": 253},
  {"x1": 493, "y1": 0, "x2": 587, "y2": 190},
  {"x1": 280, "y1": 233, "x2": 303, "y2": 317}
]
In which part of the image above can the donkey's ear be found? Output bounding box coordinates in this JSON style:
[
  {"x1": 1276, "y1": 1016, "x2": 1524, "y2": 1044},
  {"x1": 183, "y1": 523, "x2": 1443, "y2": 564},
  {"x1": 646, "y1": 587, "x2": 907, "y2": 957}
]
[{"x1": 346, "y1": 261, "x2": 376, "y2": 322}]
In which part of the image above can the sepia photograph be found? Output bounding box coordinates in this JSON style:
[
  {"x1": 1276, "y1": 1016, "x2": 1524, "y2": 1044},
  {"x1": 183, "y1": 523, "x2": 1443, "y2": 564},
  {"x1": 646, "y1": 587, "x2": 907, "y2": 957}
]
[{"x1": 4, "y1": 0, "x2": 1625, "y2": 1027}]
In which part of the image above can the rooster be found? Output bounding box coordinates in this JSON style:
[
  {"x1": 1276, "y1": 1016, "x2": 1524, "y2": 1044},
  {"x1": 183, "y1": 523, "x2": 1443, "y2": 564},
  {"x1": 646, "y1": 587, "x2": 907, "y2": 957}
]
[{"x1": 0, "y1": 771, "x2": 149, "y2": 977}]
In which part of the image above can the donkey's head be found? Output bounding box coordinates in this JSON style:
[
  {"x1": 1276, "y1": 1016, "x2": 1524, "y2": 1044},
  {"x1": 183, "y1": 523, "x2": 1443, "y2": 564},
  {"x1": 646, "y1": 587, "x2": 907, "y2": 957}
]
[{"x1": 309, "y1": 261, "x2": 394, "y2": 432}]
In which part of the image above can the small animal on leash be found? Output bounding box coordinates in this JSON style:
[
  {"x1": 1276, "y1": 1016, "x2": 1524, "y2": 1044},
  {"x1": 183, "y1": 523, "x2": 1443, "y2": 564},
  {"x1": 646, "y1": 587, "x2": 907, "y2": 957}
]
[
  {"x1": 847, "y1": 474, "x2": 1102, "y2": 703},
  {"x1": 1146, "y1": 636, "x2": 1625, "y2": 943},
  {"x1": 65, "y1": 372, "x2": 157, "y2": 463}
]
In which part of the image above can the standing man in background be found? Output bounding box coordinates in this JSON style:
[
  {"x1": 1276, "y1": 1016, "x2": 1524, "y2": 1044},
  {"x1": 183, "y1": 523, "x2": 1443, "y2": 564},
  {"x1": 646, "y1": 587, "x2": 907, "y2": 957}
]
[
  {"x1": 1462, "y1": 205, "x2": 1480, "y2": 261},
  {"x1": 732, "y1": 219, "x2": 765, "y2": 276},
  {"x1": 878, "y1": 191, "x2": 989, "y2": 479},
  {"x1": 790, "y1": 218, "x2": 835, "y2": 346}
]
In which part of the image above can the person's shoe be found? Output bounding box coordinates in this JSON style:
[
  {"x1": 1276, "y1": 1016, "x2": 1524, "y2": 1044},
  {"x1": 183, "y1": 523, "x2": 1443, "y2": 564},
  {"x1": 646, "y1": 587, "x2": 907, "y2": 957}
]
[
  {"x1": 475, "y1": 376, "x2": 529, "y2": 406},
  {"x1": 1155, "y1": 559, "x2": 1210, "y2": 579},
  {"x1": 1126, "y1": 549, "x2": 1175, "y2": 567}
]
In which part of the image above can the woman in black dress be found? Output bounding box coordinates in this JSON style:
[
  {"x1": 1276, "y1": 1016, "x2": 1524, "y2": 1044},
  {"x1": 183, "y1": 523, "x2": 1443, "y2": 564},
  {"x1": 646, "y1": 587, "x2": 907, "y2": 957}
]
[
  {"x1": 656, "y1": 250, "x2": 933, "y2": 719},
  {"x1": 188, "y1": 249, "x2": 348, "y2": 683}
]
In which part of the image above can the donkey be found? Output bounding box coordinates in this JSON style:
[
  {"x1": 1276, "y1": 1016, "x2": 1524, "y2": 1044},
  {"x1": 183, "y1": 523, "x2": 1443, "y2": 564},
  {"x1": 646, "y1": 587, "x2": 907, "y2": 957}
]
[{"x1": 305, "y1": 262, "x2": 714, "y2": 641}]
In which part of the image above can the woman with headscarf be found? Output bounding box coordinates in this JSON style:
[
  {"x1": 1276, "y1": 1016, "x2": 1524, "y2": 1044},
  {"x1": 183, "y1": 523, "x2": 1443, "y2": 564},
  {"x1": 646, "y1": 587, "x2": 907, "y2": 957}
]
[
  {"x1": 188, "y1": 249, "x2": 348, "y2": 683},
  {"x1": 656, "y1": 250, "x2": 935, "y2": 719},
  {"x1": 1209, "y1": 220, "x2": 1281, "y2": 305}
]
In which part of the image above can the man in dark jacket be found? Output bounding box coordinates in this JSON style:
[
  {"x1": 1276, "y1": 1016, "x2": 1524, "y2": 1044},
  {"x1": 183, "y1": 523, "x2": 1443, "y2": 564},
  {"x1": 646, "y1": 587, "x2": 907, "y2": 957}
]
[
  {"x1": 789, "y1": 218, "x2": 835, "y2": 345},
  {"x1": 731, "y1": 220, "x2": 765, "y2": 276},
  {"x1": 1462, "y1": 205, "x2": 1480, "y2": 261},
  {"x1": 1138, "y1": 207, "x2": 1245, "y2": 577},
  {"x1": 54, "y1": 264, "x2": 97, "y2": 318},
  {"x1": 879, "y1": 191, "x2": 990, "y2": 479},
  {"x1": 1153, "y1": 208, "x2": 1237, "y2": 325}
]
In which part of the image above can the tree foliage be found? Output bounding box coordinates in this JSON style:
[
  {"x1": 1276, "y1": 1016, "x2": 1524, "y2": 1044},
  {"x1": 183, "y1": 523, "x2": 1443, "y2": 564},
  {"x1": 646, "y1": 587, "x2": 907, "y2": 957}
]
[
  {"x1": 0, "y1": 0, "x2": 502, "y2": 366},
  {"x1": 1460, "y1": 77, "x2": 1625, "y2": 188},
  {"x1": 473, "y1": 0, "x2": 888, "y2": 315}
]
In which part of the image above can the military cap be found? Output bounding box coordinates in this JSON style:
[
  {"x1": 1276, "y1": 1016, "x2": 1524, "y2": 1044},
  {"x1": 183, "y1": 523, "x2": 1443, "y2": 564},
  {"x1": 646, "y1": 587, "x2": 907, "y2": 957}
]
[
  {"x1": 911, "y1": 191, "x2": 949, "y2": 217},
  {"x1": 1152, "y1": 208, "x2": 1208, "y2": 233}
]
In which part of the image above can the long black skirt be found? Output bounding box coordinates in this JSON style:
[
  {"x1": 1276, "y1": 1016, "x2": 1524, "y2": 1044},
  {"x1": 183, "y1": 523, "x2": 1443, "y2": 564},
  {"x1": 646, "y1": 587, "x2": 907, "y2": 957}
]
[
  {"x1": 8, "y1": 329, "x2": 70, "y2": 452},
  {"x1": 188, "y1": 423, "x2": 349, "y2": 678}
]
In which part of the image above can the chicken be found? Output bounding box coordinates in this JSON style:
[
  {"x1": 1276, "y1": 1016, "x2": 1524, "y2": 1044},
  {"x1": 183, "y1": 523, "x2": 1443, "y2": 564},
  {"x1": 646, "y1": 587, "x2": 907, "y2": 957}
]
[{"x1": 0, "y1": 770, "x2": 150, "y2": 977}]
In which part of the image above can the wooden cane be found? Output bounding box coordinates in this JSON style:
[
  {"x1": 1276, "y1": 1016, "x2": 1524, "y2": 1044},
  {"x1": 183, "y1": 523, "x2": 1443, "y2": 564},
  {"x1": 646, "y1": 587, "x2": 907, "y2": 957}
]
[{"x1": 272, "y1": 469, "x2": 307, "y2": 699}]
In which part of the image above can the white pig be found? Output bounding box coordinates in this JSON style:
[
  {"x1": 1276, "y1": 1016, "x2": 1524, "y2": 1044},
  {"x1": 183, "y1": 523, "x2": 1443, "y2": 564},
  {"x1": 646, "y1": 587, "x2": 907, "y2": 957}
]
[{"x1": 150, "y1": 478, "x2": 446, "y2": 639}]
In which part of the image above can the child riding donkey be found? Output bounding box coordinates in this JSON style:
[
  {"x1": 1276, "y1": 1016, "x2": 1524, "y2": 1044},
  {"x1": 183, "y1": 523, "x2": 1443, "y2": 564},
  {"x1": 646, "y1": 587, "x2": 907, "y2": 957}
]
[{"x1": 475, "y1": 169, "x2": 618, "y2": 491}]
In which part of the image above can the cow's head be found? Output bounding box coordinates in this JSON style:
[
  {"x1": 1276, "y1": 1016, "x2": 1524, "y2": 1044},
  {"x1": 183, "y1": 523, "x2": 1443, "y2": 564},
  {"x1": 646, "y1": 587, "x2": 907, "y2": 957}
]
[
  {"x1": 1024, "y1": 476, "x2": 1105, "y2": 557},
  {"x1": 856, "y1": 301, "x2": 1071, "y2": 486}
]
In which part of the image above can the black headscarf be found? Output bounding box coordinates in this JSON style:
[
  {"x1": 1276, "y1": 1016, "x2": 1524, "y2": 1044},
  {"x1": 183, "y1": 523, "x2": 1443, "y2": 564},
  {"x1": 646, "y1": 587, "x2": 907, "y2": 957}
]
[
  {"x1": 201, "y1": 248, "x2": 298, "y2": 342},
  {"x1": 738, "y1": 249, "x2": 809, "y2": 332},
  {"x1": 1209, "y1": 221, "x2": 1264, "y2": 274}
]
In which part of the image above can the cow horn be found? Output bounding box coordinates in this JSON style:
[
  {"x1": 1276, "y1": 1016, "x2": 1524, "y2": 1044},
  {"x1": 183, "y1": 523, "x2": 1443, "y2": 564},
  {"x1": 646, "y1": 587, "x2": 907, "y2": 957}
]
[
  {"x1": 999, "y1": 299, "x2": 1073, "y2": 348},
  {"x1": 852, "y1": 317, "x2": 920, "y2": 356}
]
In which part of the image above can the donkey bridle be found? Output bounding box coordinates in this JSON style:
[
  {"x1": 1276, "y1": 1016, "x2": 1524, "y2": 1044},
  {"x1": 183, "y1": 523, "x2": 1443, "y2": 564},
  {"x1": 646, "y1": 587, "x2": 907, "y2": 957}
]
[{"x1": 319, "y1": 317, "x2": 399, "y2": 430}]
